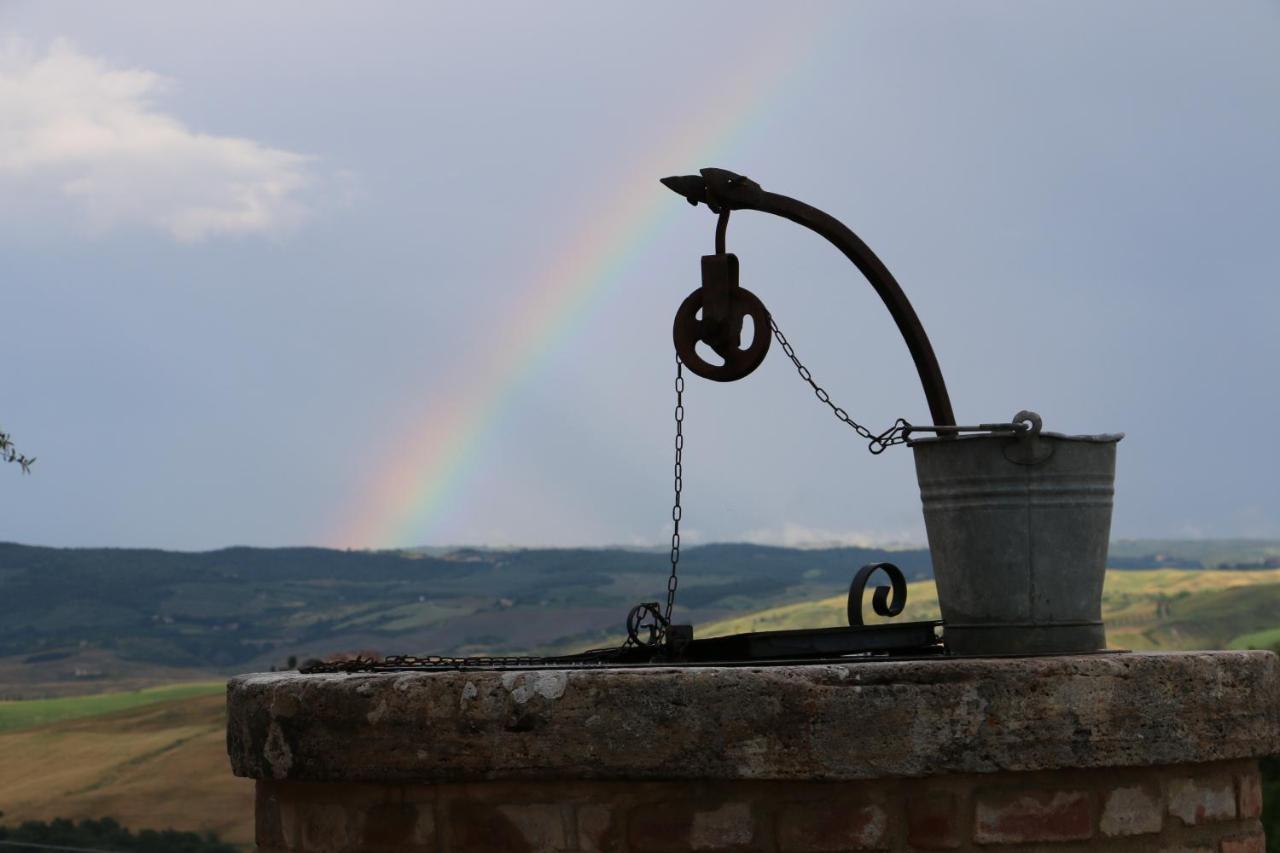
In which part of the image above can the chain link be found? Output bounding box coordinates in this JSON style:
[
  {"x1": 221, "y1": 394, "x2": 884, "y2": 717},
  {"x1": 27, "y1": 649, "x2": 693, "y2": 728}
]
[
  {"x1": 769, "y1": 318, "x2": 911, "y2": 454},
  {"x1": 665, "y1": 355, "x2": 684, "y2": 627},
  {"x1": 300, "y1": 648, "x2": 630, "y2": 673}
]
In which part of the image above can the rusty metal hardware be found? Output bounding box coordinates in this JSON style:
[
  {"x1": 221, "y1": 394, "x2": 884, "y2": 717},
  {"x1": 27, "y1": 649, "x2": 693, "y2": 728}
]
[
  {"x1": 905, "y1": 423, "x2": 1030, "y2": 438},
  {"x1": 775, "y1": 316, "x2": 1037, "y2": 453},
  {"x1": 301, "y1": 648, "x2": 637, "y2": 673},
  {"x1": 626, "y1": 602, "x2": 667, "y2": 647},
  {"x1": 665, "y1": 624, "x2": 694, "y2": 660},
  {"x1": 682, "y1": 620, "x2": 941, "y2": 662},
  {"x1": 770, "y1": 318, "x2": 913, "y2": 455},
  {"x1": 847, "y1": 562, "x2": 908, "y2": 626},
  {"x1": 300, "y1": 170, "x2": 972, "y2": 674},
  {"x1": 661, "y1": 167, "x2": 956, "y2": 428},
  {"x1": 665, "y1": 356, "x2": 684, "y2": 627},
  {"x1": 299, "y1": 634, "x2": 945, "y2": 672},
  {"x1": 672, "y1": 227, "x2": 772, "y2": 381},
  {"x1": 773, "y1": 319, "x2": 1031, "y2": 454}
]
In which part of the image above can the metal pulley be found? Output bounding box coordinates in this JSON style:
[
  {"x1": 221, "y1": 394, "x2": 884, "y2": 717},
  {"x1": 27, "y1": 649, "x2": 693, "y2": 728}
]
[{"x1": 672, "y1": 252, "x2": 771, "y2": 382}]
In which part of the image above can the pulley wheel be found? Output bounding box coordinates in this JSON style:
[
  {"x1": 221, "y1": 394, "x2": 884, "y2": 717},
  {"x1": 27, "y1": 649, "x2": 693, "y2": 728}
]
[{"x1": 672, "y1": 287, "x2": 771, "y2": 382}]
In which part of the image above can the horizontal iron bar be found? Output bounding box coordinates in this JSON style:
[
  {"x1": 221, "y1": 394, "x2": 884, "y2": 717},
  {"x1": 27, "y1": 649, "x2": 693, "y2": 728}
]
[
  {"x1": 906, "y1": 422, "x2": 1030, "y2": 435},
  {"x1": 683, "y1": 621, "x2": 942, "y2": 662}
]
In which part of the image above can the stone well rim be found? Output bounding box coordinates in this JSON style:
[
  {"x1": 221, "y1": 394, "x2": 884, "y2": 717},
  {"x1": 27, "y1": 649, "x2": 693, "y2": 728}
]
[{"x1": 227, "y1": 650, "x2": 1280, "y2": 784}]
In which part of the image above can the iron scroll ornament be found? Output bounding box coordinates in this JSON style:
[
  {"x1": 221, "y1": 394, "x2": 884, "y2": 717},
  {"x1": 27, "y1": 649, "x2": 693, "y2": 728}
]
[
  {"x1": 661, "y1": 168, "x2": 957, "y2": 428},
  {"x1": 847, "y1": 562, "x2": 908, "y2": 627}
]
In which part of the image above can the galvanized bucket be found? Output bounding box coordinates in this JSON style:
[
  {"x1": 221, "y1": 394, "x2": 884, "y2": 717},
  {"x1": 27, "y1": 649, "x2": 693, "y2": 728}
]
[{"x1": 910, "y1": 412, "x2": 1123, "y2": 656}]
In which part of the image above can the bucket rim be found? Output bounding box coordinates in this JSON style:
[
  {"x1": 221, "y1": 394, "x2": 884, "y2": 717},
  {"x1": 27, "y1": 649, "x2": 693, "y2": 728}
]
[{"x1": 908, "y1": 430, "x2": 1124, "y2": 447}]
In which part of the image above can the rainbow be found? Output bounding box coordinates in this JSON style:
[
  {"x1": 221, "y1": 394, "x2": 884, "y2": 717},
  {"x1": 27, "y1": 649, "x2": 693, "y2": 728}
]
[{"x1": 337, "y1": 16, "x2": 831, "y2": 548}]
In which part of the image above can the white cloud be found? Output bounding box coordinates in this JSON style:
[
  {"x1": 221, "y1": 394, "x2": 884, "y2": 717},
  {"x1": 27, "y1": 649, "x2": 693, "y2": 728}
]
[
  {"x1": 736, "y1": 523, "x2": 925, "y2": 550},
  {"x1": 0, "y1": 38, "x2": 315, "y2": 241}
]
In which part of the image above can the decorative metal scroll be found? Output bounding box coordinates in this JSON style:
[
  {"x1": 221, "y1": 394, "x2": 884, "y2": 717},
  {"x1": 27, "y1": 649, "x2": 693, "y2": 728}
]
[{"x1": 847, "y1": 562, "x2": 908, "y2": 626}]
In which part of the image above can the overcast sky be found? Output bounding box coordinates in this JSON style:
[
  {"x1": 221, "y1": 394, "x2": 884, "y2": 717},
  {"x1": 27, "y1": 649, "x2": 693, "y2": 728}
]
[{"x1": 2, "y1": 2, "x2": 1278, "y2": 550}]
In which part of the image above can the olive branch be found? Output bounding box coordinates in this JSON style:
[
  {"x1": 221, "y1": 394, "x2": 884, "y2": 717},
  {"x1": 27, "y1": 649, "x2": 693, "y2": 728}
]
[{"x1": 0, "y1": 427, "x2": 34, "y2": 473}]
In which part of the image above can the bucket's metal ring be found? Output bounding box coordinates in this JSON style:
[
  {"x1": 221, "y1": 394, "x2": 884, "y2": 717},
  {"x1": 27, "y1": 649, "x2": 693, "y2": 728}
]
[{"x1": 1003, "y1": 409, "x2": 1053, "y2": 465}]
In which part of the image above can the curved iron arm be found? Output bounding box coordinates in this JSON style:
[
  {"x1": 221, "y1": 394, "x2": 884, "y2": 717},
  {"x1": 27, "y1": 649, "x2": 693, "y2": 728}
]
[{"x1": 662, "y1": 168, "x2": 956, "y2": 427}]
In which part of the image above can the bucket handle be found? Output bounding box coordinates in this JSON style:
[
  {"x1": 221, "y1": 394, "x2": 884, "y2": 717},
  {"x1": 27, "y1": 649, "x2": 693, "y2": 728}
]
[
  {"x1": 902, "y1": 412, "x2": 1036, "y2": 441},
  {"x1": 902, "y1": 410, "x2": 1053, "y2": 465}
]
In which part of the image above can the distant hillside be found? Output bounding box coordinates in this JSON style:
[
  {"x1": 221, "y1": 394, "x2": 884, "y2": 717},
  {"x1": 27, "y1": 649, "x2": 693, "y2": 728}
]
[
  {"x1": 699, "y1": 568, "x2": 1280, "y2": 653},
  {"x1": 0, "y1": 541, "x2": 933, "y2": 697},
  {"x1": 1107, "y1": 538, "x2": 1280, "y2": 569},
  {"x1": 4, "y1": 539, "x2": 1279, "y2": 698}
]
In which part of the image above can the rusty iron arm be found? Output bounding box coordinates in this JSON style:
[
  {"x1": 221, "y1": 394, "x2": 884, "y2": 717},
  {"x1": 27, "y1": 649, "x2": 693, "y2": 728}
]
[{"x1": 661, "y1": 168, "x2": 956, "y2": 428}]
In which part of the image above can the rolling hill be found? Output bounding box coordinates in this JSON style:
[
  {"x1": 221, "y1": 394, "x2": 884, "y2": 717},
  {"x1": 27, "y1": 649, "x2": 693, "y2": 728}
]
[
  {"x1": 0, "y1": 691, "x2": 253, "y2": 847},
  {"x1": 0, "y1": 541, "x2": 936, "y2": 698},
  {"x1": 699, "y1": 568, "x2": 1280, "y2": 652},
  {"x1": 4, "y1": 539, "x2": 1280, "y2": 700}
]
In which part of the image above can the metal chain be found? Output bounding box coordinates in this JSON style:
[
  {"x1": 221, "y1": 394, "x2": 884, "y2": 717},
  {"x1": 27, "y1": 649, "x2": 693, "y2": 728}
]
[
  {"x1": 300, "y1": 648, "x2": 629, "y2": 673},
  {"x1": 665, "y1": 355, "x2": 684, "y2": 626},
  {"x1": 769, "y1": 318, "x2": 910, "y2": 454},
  {"x1": 303, "y1": 362, "x2": 690, "y2": 670}
]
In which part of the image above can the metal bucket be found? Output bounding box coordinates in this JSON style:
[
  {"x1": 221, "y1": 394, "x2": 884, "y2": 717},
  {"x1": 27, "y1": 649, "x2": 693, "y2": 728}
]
[{"x1": 910, "y1": 413, "x2": 1123, "y2": 655}]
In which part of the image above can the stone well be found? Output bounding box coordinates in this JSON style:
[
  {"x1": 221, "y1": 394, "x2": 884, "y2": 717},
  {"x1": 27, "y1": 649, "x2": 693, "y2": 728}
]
[{"x1": 228, "y1": 651, "x2": 1280, "y2": 852}]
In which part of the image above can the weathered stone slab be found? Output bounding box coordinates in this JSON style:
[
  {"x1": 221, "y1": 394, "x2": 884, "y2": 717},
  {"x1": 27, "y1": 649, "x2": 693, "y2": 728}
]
[{"x1": 227, "y1": 651, "x2": 1280, "y2": 784}]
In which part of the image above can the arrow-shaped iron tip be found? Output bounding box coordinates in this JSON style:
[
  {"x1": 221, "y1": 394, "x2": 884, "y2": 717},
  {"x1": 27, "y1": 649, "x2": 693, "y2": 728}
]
[
  {"x1": 660, "y1": 175, "x2": 706, "y2": 205},
  {"x1": 660, "y1": 174, "x2": 722, "y2": 213}
]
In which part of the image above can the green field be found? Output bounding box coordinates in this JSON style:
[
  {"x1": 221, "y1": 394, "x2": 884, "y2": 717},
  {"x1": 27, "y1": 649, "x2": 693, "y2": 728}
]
[
  {"x1": 698, "y1": 568, "x2": 1280, "y2": 652},
  {"x1": 0, "y1": 692, "x2": 253, "y2": 846},
  {"x1": 0, "y1": 682, "x2": 224, "y2": 733},
  {"x1": 1231, "y1": 626, "x2": 1280, "y2": 650}
]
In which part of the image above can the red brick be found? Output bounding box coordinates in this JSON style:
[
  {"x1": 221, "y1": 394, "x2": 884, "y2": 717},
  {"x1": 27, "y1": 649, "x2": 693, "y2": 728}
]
[
  {"x1": 577, "y1": 804, "x2": 620, "y2": 853},
  {"x1": 272, "y1": 780, "x2": 393, "y2": 809},
  {"x1": 1237, "y1": 769, "x2": 1263, "y2": 819},
  {"x1": 255, "y1": 781, "x2": 286, "y2": 848},
  {"x1": 777, "y1": 800, "x2": 889, "y2": 851},
  {"x1": 446, "y1": 801, "x2": 535, "y2": 852},
  {"x1": 1099, "y1": 783, "x2": 1163, "y2": 837},
  {"x1": 497, "y1": 804, "x2": 567, "y2": 852},
  {"x1": 1168, "y1": 775, "x2": 1237, "y2": 826},
  {"x1": 1221, "y1": 833, "x2": 1265, "y2": 853},
  {"x1": 974, "y1": 788, "x2": 1092, "y2": 844},
  {"x1": 362, "y1": 802, "x2": 434, "y2": 851},
  {"x1": 279, "y1": 801, "x2": 362, "y2": 852},
  {"x1": 906, "y1": 791, "x2": 961, "y2": 850},
  {"x1": 629, "y1": 801, "x2": 763, "y2": 851}
]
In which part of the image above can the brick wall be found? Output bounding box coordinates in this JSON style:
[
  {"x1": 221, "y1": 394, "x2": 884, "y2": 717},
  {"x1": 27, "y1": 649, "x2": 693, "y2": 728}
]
[{"x1": 253, "y1": 758, "x2": 1265, "y2": 852}]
